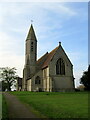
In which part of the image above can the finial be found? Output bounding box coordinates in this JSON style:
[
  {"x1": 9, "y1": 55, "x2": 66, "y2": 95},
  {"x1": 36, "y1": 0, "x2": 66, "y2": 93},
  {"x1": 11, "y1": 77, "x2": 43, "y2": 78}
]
[
  {"x1": 59, "y1": 41, "x2": 61, "y2": 46},
  {"x1": 31, "y1": 20, "x2": 33, "y2": 24}
]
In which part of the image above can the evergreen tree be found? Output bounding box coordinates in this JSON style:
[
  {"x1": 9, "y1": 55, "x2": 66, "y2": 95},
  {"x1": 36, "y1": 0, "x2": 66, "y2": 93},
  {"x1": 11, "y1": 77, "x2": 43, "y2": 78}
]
[{"x1": 80, "y1": 65, "x2": 90, "y2": 91}]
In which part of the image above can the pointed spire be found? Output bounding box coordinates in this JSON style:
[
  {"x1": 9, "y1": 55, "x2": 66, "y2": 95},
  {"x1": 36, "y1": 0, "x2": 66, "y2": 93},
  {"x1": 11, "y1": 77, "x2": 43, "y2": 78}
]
[{"x1": 26, "y1": 24, "x2": 37, "y2": 41}]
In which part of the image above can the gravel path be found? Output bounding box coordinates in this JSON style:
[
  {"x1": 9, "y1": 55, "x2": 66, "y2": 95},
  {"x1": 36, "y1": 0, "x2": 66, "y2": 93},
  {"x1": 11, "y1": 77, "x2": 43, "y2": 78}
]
[{"x1": 3, "y1": 92, "x2": 38, "y2": 119}]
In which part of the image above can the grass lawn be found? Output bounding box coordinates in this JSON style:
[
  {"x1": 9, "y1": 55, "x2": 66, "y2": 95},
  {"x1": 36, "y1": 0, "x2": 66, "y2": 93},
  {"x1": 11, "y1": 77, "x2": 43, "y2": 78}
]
[
  {"x1": 10, "y1": 91, "x2": 88, "y2": 119},
  {"x1": 2, "y1": 93, "x2": 8, "y2": 119}
]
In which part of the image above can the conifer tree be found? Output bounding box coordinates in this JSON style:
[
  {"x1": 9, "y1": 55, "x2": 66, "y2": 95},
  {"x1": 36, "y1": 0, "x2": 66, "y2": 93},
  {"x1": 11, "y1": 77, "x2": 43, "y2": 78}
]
[{"x1": 80, "y1": 65, "x2": 90, "y2": 91}]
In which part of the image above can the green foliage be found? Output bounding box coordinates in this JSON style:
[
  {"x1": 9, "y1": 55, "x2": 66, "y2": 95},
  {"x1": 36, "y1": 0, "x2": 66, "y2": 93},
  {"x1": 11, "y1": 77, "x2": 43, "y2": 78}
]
[
  {"x1": 1, "y1": 81, "x2": 8, "y2": 91},
  {"x1": 11, "y1": 91, "x2": 88, "y2": 118},
  {"x1": 0, "y1": 67, "x2": 18, "y2": 91},
  {"x1": 80, "y1": 65, "x2": 90, "y2": 91}
]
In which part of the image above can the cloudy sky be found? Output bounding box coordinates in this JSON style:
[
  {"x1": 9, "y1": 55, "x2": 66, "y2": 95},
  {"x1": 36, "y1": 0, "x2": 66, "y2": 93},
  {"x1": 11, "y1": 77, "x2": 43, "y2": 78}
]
[{"x1": 0, "y1": 1, "x2": 88, "y2": 87}]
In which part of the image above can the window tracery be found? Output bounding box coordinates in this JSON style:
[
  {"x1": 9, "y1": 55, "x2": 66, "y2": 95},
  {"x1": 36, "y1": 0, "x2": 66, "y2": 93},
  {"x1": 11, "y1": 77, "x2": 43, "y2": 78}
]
[{"x1": 56, "y1": 58, "x2": 65, "y2": 75}]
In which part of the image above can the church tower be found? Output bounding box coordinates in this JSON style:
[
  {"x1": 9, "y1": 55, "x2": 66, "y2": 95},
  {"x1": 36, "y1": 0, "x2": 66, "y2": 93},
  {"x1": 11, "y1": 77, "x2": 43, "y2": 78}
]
[{"x1": 22, "y1": 24, "x2": 37, "y2": 90}]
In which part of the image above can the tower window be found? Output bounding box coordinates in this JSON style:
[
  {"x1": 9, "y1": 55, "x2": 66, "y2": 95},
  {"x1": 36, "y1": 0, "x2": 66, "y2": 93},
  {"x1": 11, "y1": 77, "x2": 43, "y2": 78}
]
[
  {"x1": 31, "y1": 42, "x2": 33, "y2": 51},
  {"x1": 31, "y1": 42, "x2": 33, "y2": 45},
  {"x1": 35, "y1": 76, "x2": 41, "y2": 84},
  {"x1": 56, "y1": 58, "x2": 65, "y2": 75},
  {"x1": 31, "y1": 47, "x2": 33, "y2": 51}
]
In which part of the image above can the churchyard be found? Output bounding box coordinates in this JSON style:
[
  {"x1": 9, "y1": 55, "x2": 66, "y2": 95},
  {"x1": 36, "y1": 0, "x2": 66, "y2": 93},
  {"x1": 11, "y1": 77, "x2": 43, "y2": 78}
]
[{"x1": 2, "y1": 91, "x2": 88, "y2": 119}]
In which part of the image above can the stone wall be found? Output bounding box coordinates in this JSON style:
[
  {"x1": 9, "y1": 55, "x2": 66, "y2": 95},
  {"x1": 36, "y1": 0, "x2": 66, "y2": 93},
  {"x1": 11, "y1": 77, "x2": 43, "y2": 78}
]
[{"x1": 49, "y1": 46, "x2": 74, "y2": 91}]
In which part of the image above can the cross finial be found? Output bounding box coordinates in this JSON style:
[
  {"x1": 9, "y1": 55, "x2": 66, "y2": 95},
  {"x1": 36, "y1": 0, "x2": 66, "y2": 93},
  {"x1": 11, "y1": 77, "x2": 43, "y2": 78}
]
[{"x1": 59, "y1": 41, "x2": 61, "y2": 46}]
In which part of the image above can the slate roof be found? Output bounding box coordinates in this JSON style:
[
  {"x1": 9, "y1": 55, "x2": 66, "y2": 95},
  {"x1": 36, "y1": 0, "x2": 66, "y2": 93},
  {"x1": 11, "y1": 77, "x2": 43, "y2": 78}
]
[
  {"x1": 36, "y1": 46, "x2": 59, "y2": 69},
  {"x1": 37, "y1": 52, "x2": 48, "y2": 65},
  {"x1": 42, "y1": 46, "x2": 59, "y2": 69}
]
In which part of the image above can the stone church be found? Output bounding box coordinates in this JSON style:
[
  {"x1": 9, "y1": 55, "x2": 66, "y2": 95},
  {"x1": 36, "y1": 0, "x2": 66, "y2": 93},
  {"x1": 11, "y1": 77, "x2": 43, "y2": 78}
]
[{"x1": 21, "y1": 24, "x2": 75, "y2": 92}]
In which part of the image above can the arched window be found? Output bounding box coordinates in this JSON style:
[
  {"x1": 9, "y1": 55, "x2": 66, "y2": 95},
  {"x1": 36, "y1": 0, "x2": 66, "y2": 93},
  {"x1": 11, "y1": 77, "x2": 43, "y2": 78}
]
[
  {"x1": 56, "y1": 58, "x2": 65, "y2": 75},
  {"x1": 35, "y1": 76, "x2": 41, "y2": 84}
]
